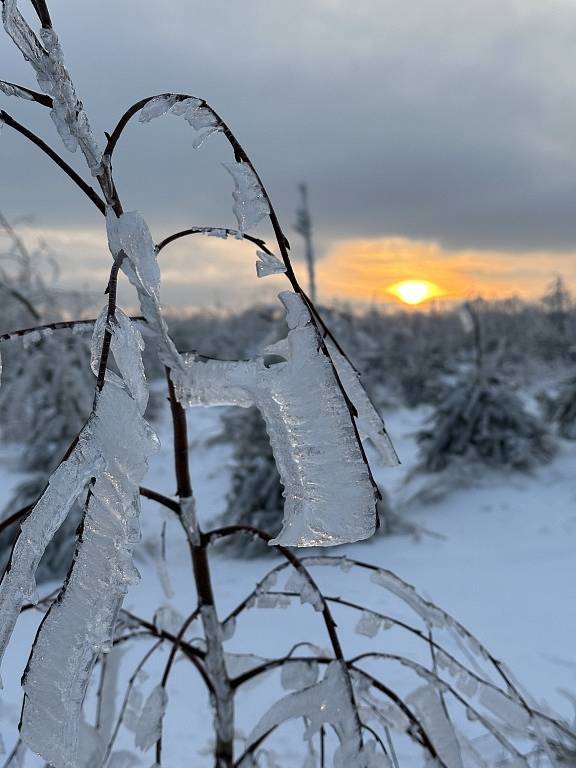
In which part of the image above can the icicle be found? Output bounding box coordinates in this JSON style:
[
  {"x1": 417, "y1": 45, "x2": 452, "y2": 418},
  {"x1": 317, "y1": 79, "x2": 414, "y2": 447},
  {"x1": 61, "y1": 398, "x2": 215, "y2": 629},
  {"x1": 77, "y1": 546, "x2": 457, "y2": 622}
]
[
  {"x1": 0, "y1": 428, "x2": 102, "y2": 666},
  {"x1": 354, "y1": 610, "x2": 382, "y2": 638},
  {"x1": 280, "y1": 660, "x2": 318, "y2": 691},
  {"x1": 20, "y1": 316, "x2": 159, "y2": 768},
  {"x1": 2, "y1": 3, "x2": 102, "y2": 170},
  {"x1": 324, "y1": 338, "x2": 399, "y2": 466},
  {"x1": 255, "y1": 250, "x2": 286, "y2": 278},
  {"x1": 222, "y1": 161, "x2": 270, "y2": 234},
  {"x1": 105, "y1": 208, "x2": 183, "y2": 375},
  {"x1": 260, "y1": 293, "x2": 376, "y2": 546},
  {"x1": 138, "y1": 95, "x2": 180, "y2": 122},
  {"x1": 134, "y1": 686, "x2": 168, "y2": 752},
  {"x1": 406, "y1": 686, "x2": 463, "y2": 768},
  {"x1": 284, "y1": 571, "x2": 323, "y2": 612}
]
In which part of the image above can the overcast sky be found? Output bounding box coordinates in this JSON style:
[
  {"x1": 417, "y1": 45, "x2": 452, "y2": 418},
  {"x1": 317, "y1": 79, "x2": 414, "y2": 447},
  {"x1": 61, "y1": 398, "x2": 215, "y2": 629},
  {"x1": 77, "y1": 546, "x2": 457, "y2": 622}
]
[{"x1": 2, "y1": 0, "x2": 576, "y2": 309}]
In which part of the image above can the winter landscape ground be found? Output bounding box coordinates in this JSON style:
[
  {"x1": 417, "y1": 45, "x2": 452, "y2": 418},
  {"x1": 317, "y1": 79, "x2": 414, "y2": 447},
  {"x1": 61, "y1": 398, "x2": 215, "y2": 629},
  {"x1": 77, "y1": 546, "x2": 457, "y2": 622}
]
[{"x1": 1, "y1": 390, "x2": 574, "y2": 765}]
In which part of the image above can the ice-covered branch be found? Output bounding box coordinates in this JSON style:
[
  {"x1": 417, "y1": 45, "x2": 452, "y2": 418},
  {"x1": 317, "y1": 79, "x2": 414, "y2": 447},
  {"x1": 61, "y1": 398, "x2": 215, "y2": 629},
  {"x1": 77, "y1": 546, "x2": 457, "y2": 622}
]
[{"x1": 177, "y1": 292, "x2": 382, "y2": 547}]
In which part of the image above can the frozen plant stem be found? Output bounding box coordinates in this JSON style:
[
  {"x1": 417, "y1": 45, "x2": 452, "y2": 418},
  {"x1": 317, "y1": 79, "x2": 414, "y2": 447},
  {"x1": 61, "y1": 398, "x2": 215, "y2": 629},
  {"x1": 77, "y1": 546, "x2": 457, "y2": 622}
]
[{"x1": 166, "y1": 371, "x2": 234, "y2": 768}]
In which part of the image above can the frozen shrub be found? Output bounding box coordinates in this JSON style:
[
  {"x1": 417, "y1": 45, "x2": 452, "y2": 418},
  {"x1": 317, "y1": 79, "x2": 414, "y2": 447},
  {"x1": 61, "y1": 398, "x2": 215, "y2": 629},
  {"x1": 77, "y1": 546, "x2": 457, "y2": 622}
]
[{"x1": 418, "y1": 371, "x2": 555, "y2": 472}]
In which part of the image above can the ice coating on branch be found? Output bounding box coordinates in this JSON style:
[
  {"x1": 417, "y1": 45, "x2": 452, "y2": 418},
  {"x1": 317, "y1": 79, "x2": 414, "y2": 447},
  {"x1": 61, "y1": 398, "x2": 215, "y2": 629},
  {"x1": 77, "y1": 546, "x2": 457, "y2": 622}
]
[
  {"x1": 355, "y1": 610, "x2": 382, "y2": 638},
  {"x1": 248, "y1": 662, "x2": 363, "y2": 768},
  {"x1": 153, "y1": 606, "x2": 183, "y2": 635},
  {"x1": 107, "y1": 752, "x2": 142, "y2": 768},
  {"x1": 174, "y1": 292, "x2": 378, "y2": 546},
  {"x1": 222, "y1": 161, "x2": 270, "y2": 234},
  {"x1": 280, "y1": 660, "x2": 319, "y2": 691},
  {"x1": 0, "y1": 427, "x2": 101, "y2": 666},
  {"x1": 0, "y1": 80, "x2": 35, "y2": 100},
  {"x1": 325, "y1": 339, "x2": 399, "y2": 466},
  {"x1": 134, "y1": 685, "x2": 168, "y2": 751},
  {"x1": 256, "y1": 250, "x2": 286, "y2": 278},
  {"x1": 106, "y1": 211, "x2": 160, "y2": 298},
  {"x1": 20, "y1": 315, "x2": 158, "y2": 768},
  {"x1": 406, "y1": 686, "x2": 463, "y2": 768},
  {"x1": 138, "y1": 95, "x2": 180, "y2": 122},
  {"x1": 1, "y1": 3, "x2": 102, "y2": 170},
  {"x1": 139, "y1": 95, "x2": 222, "y2": 148},
  {"x1": 106, "y1": 208, "x2": 183, "y2": 374},
  {"x1": 261, "y1": 293, "x2": 376, "y2": 546},
  {"x1": 21, "y1": 388, "x2": 158, "y2": 766},
  {"x1": 370, "y1": 569, "x2": 448, "y2": 629},
  {"x1": 90, "y1": 308, "x2": 148, "y2": 411},
  {"x1": 173, "y1": 353, "x2": 255, "y2": 407},
  {"x1": 284, "y1": 570, "x2": 323, "y2": 611}
]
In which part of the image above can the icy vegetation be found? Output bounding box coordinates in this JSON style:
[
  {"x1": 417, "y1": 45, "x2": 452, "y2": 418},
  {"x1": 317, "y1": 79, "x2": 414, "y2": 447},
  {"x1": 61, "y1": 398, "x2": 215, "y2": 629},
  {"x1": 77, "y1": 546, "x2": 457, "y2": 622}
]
[
  {"x1": 0, "y1": 2, "x2": 574, "y2": 766},
  {"x1": 175, "y1": 291, "x2": 386, "y2": 546}
]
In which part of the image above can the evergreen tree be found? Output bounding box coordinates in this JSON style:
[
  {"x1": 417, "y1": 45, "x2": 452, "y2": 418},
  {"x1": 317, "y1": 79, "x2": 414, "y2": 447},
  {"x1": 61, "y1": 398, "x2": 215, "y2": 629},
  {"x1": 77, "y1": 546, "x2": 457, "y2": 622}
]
[{"x1": 417, "y1": 302, "x2": 555, "y2": 473}]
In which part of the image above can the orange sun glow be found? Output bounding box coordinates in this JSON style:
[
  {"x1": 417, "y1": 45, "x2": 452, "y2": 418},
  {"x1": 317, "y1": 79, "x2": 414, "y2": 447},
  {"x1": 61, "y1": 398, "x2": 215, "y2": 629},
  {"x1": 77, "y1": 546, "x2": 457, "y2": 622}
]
[{"x1": 387, "y1": 279, "x2": 444, "y2": 305}]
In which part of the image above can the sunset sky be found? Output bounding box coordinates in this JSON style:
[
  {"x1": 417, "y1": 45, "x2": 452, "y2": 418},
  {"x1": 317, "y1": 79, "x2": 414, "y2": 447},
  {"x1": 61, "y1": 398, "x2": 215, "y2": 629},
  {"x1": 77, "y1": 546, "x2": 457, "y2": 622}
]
[{"x1": 3, "y1": 0, "x2": 576, "y2": 309}]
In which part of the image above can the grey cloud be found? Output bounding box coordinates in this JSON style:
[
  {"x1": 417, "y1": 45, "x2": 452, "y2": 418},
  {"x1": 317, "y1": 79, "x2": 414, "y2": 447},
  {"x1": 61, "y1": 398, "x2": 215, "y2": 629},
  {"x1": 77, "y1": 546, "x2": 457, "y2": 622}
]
[{"x1": 2, "y1": 0, "x2": 576, "y2": 286}]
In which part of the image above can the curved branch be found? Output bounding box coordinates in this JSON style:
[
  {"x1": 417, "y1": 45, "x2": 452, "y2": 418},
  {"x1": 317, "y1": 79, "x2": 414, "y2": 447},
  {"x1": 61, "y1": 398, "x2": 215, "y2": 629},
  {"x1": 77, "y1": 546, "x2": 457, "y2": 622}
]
[
  {"x1": 349, "y1": 666, "x2": 443, "y2": 764},
  {"x1": 104, "y1": 95, "x2": 381, "y2": 496},
  {"x1": 100, "y1": 639, "x2": 163, "y2": 766},
  {"x1": 233, "y1": 727, "x2": 277, "y2": 767},
  {"x1": 139, "y1": 486, "x2": 181, "y2": 515},
  {"x1": 204, "y1": 524, "x2": 363, "y2": 746},
  {"x1": 155, "y1": 606, "x2": 203, "y2": 763},
  {"x1": 0, "y1": 80, "x2": 53, "y2": 107},
  {"x1": 156, "y1": 227, "x2": 272, "y2": 257},
  {"x1": 156, "y1": 225, "x2": 357, "y2": 369},
  {"x1": 0, "y1": 110, "x2": 106, "y2": 215},
  {"x1": 205, "y1": 525, "x2": 344, "y2": 659},
  {"x1": 0, "y1": 316, "x2": 145, "y2": 345}
]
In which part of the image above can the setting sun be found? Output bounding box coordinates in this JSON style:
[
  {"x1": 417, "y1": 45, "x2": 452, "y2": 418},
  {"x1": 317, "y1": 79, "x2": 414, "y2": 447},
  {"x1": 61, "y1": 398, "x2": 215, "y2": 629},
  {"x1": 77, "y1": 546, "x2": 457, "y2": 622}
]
[{"x1": 387, "y1": 279, "x2": 444, "y2": 305}]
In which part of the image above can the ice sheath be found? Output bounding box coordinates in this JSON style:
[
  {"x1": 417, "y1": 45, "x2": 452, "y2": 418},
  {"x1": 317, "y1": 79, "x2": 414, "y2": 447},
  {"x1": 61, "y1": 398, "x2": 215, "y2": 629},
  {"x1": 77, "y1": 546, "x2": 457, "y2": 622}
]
[
  {"x1": 174, "y1": 291, "x2": 397, "y2": 546},
  {"x1": 19, "y1": 317, "x2": 158, "y2": 768}
]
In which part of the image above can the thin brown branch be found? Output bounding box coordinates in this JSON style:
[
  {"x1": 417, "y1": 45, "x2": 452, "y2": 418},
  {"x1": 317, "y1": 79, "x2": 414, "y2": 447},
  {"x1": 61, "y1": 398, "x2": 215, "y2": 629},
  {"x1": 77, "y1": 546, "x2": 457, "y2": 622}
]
[{"x1": 0, "y1": 111, "x2": 106, "y2": 215}]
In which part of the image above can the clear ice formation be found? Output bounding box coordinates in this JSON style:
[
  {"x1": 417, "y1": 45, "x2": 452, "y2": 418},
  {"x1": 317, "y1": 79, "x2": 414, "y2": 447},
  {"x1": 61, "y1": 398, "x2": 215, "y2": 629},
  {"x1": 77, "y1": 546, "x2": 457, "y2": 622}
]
[
  {"x1": 222, "y1": 161, "x2": 270, "y2": 234},
  {"x1": 247, "y1": 662, "x2": 364, "y2": 768},
  {"x1": 174, "y1": 291, "x2": 383, "y2": 547},
  {"x1": 17, "y1": 315, "x2": 158, "y2": 768},
  {"x1": 255, "y1": 250, "x2": 286, "y2": 278}
]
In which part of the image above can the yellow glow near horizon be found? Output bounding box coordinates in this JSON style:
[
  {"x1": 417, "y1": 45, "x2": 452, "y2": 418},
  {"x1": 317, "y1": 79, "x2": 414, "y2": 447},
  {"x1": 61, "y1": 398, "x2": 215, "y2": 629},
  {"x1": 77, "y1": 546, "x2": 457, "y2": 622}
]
[{"x1": 387, "y1": 279, "x2": 444, "y2": 305}]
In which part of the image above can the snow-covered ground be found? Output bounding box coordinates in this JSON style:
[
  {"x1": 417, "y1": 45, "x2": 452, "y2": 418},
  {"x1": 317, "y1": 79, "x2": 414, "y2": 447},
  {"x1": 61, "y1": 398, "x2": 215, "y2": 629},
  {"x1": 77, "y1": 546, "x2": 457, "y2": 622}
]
[{"x1": 1, "y1": 400, "x2": 575, "y2": 765}]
